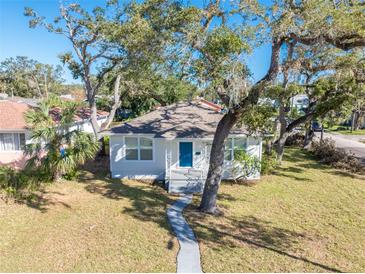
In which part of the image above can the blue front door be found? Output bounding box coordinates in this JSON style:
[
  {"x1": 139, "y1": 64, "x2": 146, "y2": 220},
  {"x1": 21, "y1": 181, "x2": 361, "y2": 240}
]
[{"x1": 179, "y1": 142, "x2": 193, "y2": 167}]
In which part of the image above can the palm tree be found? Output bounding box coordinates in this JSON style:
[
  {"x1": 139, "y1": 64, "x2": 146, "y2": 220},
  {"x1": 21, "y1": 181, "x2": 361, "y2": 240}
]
[{"x1": 24, "y1": 100, "x2": 99, "y2": 181}]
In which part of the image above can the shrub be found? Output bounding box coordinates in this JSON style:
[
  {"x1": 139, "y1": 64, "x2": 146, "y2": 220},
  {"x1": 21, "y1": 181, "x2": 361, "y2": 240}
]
[
  {"x1": 310, "y1": 138, "x2": 363, "y2": 173},
  {"x1": 231, "y1": 150, "x2": 261, "y2": 181},
  {"x1": 261, "y1": 151, "x2": 279, "y2": 175},
  {"x1": 0, "y1": 166, "x2": 49, "y2": 200},
  {"x1": 285, "y1": 132, "x2": 305, "y2": 147},
  {"x1": 63, "y1": 169, "x2": 80, "y2": 180}
]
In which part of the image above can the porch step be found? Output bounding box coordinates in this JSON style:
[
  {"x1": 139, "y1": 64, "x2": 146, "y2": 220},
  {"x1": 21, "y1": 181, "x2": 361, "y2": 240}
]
[{"x1": 168, "y1": 179, "x2": 204, "y2": 194}]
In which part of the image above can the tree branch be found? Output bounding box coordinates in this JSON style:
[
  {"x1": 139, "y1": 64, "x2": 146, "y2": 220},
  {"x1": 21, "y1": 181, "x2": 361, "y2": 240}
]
[
  {"x1": 289, "y1": 33, "x2": 365, "y2": 51},
  {"x1": 101, "y1": 74, "x2": 122, "y2": 130}
]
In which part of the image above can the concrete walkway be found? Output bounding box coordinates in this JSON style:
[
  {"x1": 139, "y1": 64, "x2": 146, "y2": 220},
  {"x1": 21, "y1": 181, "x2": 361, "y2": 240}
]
[{"x1": 167, "y1": 194, "x2": 202, "y2": 273}]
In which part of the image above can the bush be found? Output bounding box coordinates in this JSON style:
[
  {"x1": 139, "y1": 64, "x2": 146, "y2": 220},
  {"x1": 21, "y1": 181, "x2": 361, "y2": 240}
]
[
  {"x1": 285, "y1": 132, "x2": 305, "y2": 147},
  {"x1": 261, "y1": 152, "x2": 279, "y2": 175},
  {"x1": 0, "y1": 167, "x2": 27, "y2": 198},
  {"x1": 63, "y1": 169, "x2": 80, "y2": 181},
  {"x1": 310, "y1": 138, "x2": 363, "y2": 173},
  {"x1": 231, "y1": 150, "x2": 261, "y2": 181},
  {"x1": 0, "y1": 166, "x2": 48, "y2": 200}
]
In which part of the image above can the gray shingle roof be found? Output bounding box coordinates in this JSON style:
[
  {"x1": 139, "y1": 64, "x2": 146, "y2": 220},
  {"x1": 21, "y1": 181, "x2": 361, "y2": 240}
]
[{"x1": 106, "y1": 101, "x2": 248, "y2": 139}]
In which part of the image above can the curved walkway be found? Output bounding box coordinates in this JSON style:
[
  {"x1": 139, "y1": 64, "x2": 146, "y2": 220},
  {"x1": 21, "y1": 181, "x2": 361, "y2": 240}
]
[{"x1": 167, "y1": 194, "x2": 202, "y2": 273}]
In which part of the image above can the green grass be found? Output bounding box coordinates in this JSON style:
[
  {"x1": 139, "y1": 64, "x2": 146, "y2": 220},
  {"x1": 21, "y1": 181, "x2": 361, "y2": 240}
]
[
  {"x1": 1, "y1": 150, "x2": 365, "y2": 272},
  {"x1": 0, "y1": 170, "x2": 178, "y2": 272},
  {"x1": 327, "y1": 128, "x2": 365, "y2": 135},
  {"x1": 185, "y1": 148, "x2": 365, "y2": 272}
]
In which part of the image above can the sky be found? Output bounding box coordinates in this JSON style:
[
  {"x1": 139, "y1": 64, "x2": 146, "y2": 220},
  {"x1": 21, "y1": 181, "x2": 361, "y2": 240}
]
[{"x1": 0, "y1": 0, "x2": 271, "y2": 84}]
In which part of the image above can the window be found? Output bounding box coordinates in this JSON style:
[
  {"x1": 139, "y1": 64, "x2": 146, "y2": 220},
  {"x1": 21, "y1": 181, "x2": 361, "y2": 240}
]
[
  {"x1": 140, "y1": 137, "x2": 153, "y2": 160},
  {"x1": 224, "y1": 137, "x2": 247, "y2": 161},
  {"x1": 224, "y1": 138, "x2": 233, "y2": 161},
  {"x1": 0, "y1": 133, "x2": 26, "y2": 151},
  {"x1": 125, "y1": 136, "x2": 153, "y2": 161},
  {"x1": 125, "y1": 137, "x2": 138, "y2": 160},
  {"x1": 234, "y1": 138, "x2": 247, "y2": 156}
]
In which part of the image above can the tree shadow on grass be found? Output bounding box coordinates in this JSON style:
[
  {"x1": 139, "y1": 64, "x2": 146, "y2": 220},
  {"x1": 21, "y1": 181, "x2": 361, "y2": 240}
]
[
  {"x1": 77, "y1": 168, "x2": 178, "y2": 247},
  {"x1": 78, "y1": 155, "x2": 343, "y2": 272},
  {"x1": 271, "y1": 165, "x2": 313, "y2": 182},
  {"x1": 185, "y1": 210, "x2": 342, "y2": 273},
  {"x1": 284, "y1": 148, "x2": 364, "y2": 180},
  {"x1": 12, "y1": 190, "x2": 71, "y2": 213}
]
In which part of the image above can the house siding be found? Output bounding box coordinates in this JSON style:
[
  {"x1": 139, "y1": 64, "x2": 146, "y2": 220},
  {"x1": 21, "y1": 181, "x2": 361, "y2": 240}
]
[
  {"x1": 110, "y1": 135, "x2": 166, "y2": 180},
  {"x1": 0, "y1": 118, "x2": 107, "y2": 170},
  {"x1": 0, "y1": 130, "x2": 31, "y2": 169},
  {"x1": 69, "y1": 117, "x2": 108, "y2": 134},
  {"x1": 109, "y1": 135, "x2": 262, "y2": 181}
]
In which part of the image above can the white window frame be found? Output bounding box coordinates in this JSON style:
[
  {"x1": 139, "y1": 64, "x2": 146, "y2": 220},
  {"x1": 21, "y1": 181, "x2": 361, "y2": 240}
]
[
  {"x1": 124, "y1": 136, "x2": 154, "y2": 162},
  {"x1": 224, "y1": 137, "x2": 248, "y2": 162},
  {"x1": 0, "y1": 133, "x2": 26, "y2": 152}
]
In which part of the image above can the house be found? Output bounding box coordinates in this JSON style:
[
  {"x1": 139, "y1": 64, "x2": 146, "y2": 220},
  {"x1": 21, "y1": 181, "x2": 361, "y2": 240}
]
[
  {"x1": 291, "y1": 94, "x2": 309, "y2": 113},
  {"x1": 106, "y1": 99, "x2": 263, "y2": 193},
  {"x1": 0, "y1": 96, "x2": 108, "y2": 169}
]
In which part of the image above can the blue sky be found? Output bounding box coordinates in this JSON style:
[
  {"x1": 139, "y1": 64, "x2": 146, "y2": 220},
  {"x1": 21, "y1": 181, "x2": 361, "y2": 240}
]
[{"x1": 0, "y1": 0, "x2": 271, "y2": 84}]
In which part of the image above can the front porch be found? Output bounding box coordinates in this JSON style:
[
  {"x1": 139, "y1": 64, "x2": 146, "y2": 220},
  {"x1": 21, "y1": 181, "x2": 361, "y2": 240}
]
[
  {"x1": 164, "y1": 139, "x2": 210, "y2": 193},
  {"x1": 166, "y1": 168, "x2": 206, "y2": 193}
]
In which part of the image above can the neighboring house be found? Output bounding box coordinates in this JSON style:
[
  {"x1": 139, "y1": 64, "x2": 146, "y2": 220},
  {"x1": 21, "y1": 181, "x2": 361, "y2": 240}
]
[
  {"x1": 106, "y1": 99, "x2": 263, "y2": 193},
  {"x1": 291, "y1": 94, "x2": 309, "y2": 112},
  {"x1": 0, "y1": 97, "x2": 108, "y2": 169}
]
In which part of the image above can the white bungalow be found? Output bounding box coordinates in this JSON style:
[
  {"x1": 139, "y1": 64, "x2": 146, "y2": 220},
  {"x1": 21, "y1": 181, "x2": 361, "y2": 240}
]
[{"x1": 106, "y1": 99, "x2": 263, "y2": 193}]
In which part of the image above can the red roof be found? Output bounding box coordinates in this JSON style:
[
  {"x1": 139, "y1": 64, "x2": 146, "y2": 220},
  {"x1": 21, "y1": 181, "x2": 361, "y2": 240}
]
[
  {"x1": 0, "y1": 100, "x2": 109, "y2": 130},
  {"x1": 0, "y1": 100, "x2": 30, "y2": 130},
  {"x1": 198, "y1": 98, "x2": 223, "y2": 112}
]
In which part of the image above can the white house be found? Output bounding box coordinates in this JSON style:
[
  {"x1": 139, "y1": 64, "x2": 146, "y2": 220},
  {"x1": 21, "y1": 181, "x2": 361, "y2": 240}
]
[{"x1": 106, "y1": 100, "x2": 263, "y2": 193}]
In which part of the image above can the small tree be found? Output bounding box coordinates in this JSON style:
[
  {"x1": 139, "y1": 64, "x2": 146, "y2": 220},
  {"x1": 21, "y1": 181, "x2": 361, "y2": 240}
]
[{"x1": 24, "y1": 100, "x2": 99, "y2": 181}]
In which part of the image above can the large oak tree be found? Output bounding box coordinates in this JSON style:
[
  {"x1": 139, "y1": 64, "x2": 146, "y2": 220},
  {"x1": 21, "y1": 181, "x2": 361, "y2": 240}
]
[{"x1": 178, "y1": 0, "x2": 365, "y2": 213}]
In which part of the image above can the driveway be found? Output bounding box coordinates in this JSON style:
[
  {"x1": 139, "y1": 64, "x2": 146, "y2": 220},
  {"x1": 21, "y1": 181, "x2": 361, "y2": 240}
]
[{"x1": 316, "y1": 132, "x2": 365, "y2": 162}]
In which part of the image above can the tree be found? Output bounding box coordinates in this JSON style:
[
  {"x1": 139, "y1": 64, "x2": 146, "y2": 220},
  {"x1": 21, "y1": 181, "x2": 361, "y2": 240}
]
[
  {"x1": 25, "y1": 0, "x2": 194, "y2": 138},
  {"x1": 0, "y1": 56, "x2": 63, "y2": 98},
  {"x1": 175, "y1": 0, "x2": 365, "y2": 213},
  {"x1": 24, "y1": 99, "x2": 99, "y2": 181},
  {"x1": 269, "y1": 44, "x2": 341, "y2": 160}
]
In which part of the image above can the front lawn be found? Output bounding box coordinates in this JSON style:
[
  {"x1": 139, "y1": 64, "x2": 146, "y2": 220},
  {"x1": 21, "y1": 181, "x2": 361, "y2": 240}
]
[
  {"x1": 186, "y1": 148, "x2": 365, "y2": 272},
  {"x1": 0, "y1": 170, "x2": 178, "y2": 272}
]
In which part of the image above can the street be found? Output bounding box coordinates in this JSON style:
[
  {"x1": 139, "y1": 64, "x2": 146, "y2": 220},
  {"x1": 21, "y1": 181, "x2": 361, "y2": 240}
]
[{"x1": 316, "y1": 132, "x2": 365, "y2": 162}]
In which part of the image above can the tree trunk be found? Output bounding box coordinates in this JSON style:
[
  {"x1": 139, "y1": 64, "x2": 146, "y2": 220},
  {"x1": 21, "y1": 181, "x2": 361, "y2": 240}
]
[
  {"x1": 274, "y1": 132, "x2": 289, "y2": 163},
  {"x1": 53, "y1": 170, "x2": 62, "y2": 182},
  {"x1": 351, "y1": 111, "x2": 356, "y2": 132},
  {"x1": 199, "y1": 111, "x2": 240, "y2": 214},
  {"x1": 354, "y1": 111, "x2": 362, "y2": 130},
  {"x1": 90, "y1": 101, "x2": 101, "y2": 139},
  {"x1": 303, "y1": 121, "x2": 314, "y2": 149},
  {"x1": 278, "y1": 103, "x2": 287, "y2": 138},
  {"x1": 101, "y1": 75, "x2": 122, "y2": 130}
]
